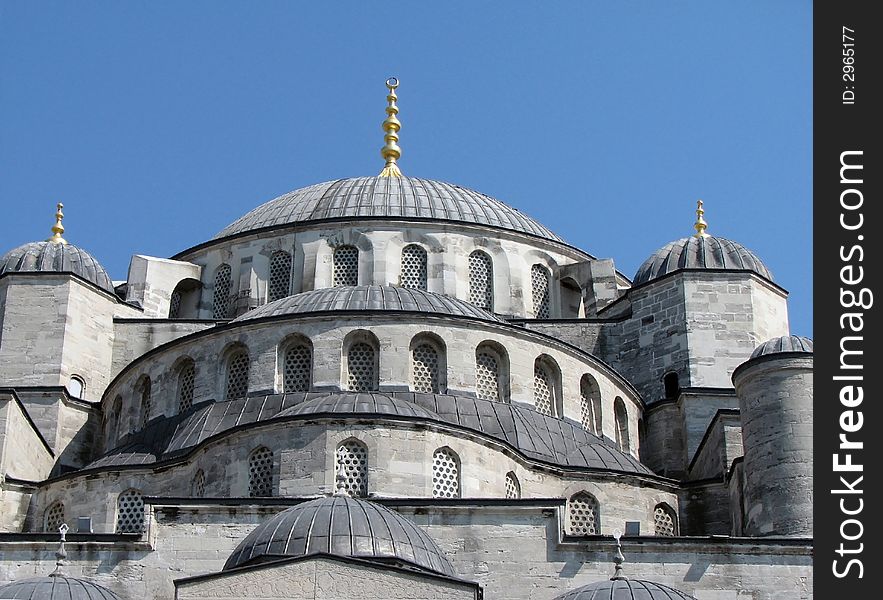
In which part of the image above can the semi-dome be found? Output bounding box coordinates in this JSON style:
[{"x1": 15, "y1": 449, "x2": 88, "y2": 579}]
[
  {"x1": 232, "y1": 285, "x2": 505, "y2": 323},
  {"x1": 223, "y1": 495, "x2": 455, "y2": 576},
  {"x1": 0, "y1": 241, "x2": 115, "y2": 295},
  {"x1": 0, "y1": 577, "x2": 123, "y2": 600},
  {"x1": 750, "y1": 335, "x2": 813, "y2": 359},
  {"x1": 214, "y1": 176, "x2": 564, "y2": 242},
  {"x1": 633, "y1": 235, "x2": 773, "y2": 286},
  {"x1": 554, "y1": 579, "x2": 697, "y2": 600}
]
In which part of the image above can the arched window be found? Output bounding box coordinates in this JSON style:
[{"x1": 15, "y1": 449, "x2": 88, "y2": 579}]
[
  {"x1": 67, "y1": 375, "x2": 85, "y2": 399},
  {"x1": 248, "y1": 446, "x2": 274, "y2": 497},
  {"x1": 192, "y1": 469, "x2": 206, "y2": 497},
  {"x1": 333, "y1": 245, "x2": 359, "y2": 287},
  {"x1": 168, "y1": 289, "x2": 182, "y2": 319},
  {"x1": 212, "y1": 264, "x2": 233, "y2": 319},
  {"x1": 567, "y1": 492, "x2": 600, "y2": 535},
  {"x1": 533, "y1": 356, "x2": 561, "y2": 417},
  {"x1": 346, "y1": 340, "x2": 378, "y2": 392},
  {"x1": 44, "y1": 501, "x2": 66, "y2": 532},
  {"x1": 614, "y1": 397, "x2": 630, "y2": 453},
  {"x1": 109, "y1": 395, "x2": 122, "y2": 444},
  {"x1": 410, "y1": 336, "x2": 445, "y2": 394},
  {"x1": 335, "y1": 439, "x2": 368, "y2": 497},
  {"x1": 663, "y1": 372, "x2": 681, "y2": 399},
  {"x1": 475, "y1": 343, "x2": 507, "y2": 402},
  {"x1": 268, "y1": 250, "x2": 292, "y2": 302},
  {"x1": 505, "y1": 472, "x2": 521, "y2": 499},
  {"x1": 116, "y1": 489, "x2": 145, "y2": 533},
  {"x1": 401, "y1": 244, "x2": 428, "y2": 290},
  {"x1": 468, "y1": 250, "x2": 493, "y2": 310},
  {"x1": 283, "y1": 341, "x2": 312, "y2": 393},
  {"x1": 177, "y1": 361, "x2": 196, "y2": 413},
  {"x1": 225, "y1": 348, "x2": 250, "y2": 400},
  {"x1": 432, "y1": 447, "x2": 460, "y2": 498},
  {"x1": 579, "y1": 374, "x2": 602, "y2": 435},
  {"x1": 531, "y1": 264, "x2": 551, "y2": 319},
  {"x1": 137, "y1": 377, "x2": 151, "y2": 429},
  {"x1": 654, "y1": 503, "x2": 678, "y2": 536}
]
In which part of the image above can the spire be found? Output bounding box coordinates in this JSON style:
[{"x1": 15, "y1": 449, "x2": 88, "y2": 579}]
[
  {"x1": 47, "y1": 203, "x2": 68, "y2": 245},
  {"x1": 49, "y1": 523, "x2": 69, "y2": 577},
  {"x1": 379, "y1": 77, "x2": 403, "y2": 177},
  {"x1": 610, "y1": 530, "x2": 628, "y2": 581},
  {"x1": 693, "y1": 199, "x2": 709, "y2": 238}
]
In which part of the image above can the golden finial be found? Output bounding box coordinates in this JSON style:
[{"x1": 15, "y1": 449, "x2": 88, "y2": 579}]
[
  {"x1": 379, "y1": 77, "x2": 403, "y2": 177},
  {"x1": 693, "y1": 199, "x2": 709, "y2": 238},
  {"x1": 47, "y1": 203, "x2": 68, "y2": 245}
]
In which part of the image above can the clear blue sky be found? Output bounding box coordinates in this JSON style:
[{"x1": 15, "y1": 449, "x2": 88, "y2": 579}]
[{"x1": 0, "y1": 1, "x2": 812, "y2": 337}]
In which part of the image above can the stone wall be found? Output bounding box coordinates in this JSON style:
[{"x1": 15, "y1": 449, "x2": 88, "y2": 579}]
[{"x1": 688, "y1": 410, "x2": 743, "y2": 481}]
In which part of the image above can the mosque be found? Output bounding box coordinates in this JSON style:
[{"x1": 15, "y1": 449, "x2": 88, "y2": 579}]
[{"x1": 0, "y1": 79, "x2": 813, "y2": 599}]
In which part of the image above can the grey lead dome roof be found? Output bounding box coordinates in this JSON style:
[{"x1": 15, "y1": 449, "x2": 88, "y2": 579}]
[
  {"x1": 750, "y1": 335, "x2": 813, "y2": 359},
  {"x1": 633, "y1": 235, "x2": 773, "y2": 286},
  {"x1": 553, "y1": 579, "x2": 697, "y2": 600},
  {"x1": 224, "y1": 495, "x2": 455, "y2": 576},
  {"x1": 0, "y1": 241, "x2": 115, "y2": 295},
  {"x1": 232, "y1": 285, "x2": 504, "y2": 323},
  {"x1": 0, "y1": 577, "x2": 123, "y2": 600},
  {"x1": 214, "y1": 176, "x2": 563, "y2": 242}
]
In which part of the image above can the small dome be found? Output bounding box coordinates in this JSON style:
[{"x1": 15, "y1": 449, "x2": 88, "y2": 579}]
[
  {"x1": 554, "y1": 579, "x2": 697, "y2": 600},
  {"x1": 0, "y1": 577, "x2": 123, "y2": 600},
  {"x1": 633, "y1": 235, "x2": 773, "y2": 286},
  {"x1": 0, "y1": 241, "x2": 115, "y2": 294},
  {"x1": 277, "y1": 392, "x2": 439, "y2": 420},
  {"x1": 232, "y1": 285, "x2": 504, "y2": 323},
  {"x1": 214, "y1": 176, "x2": 563, "y2": 242},
  {"x1": 224, "y1": 495, "x2": 455, "y2": 576},
  {"x1": 750, "y1": 335, "x2": 813, "y2": 359}
]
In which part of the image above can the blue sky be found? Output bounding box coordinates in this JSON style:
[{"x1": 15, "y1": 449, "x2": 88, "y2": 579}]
[{"x1": 0, "y1": 1, "x2": 812, "y2": 336}]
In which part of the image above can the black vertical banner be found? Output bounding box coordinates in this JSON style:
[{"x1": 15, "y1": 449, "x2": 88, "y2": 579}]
[{"x1": 815, "y1": 0, "x2": 881, "y2": 596}]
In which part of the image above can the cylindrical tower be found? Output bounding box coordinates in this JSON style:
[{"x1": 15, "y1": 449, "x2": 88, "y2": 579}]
[{"x1": 732, "y1": 335, "x2": 813, "y2": 537}]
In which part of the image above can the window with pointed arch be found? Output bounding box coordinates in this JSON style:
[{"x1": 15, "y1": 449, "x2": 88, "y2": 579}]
[
  {"x1": 137, "y1": 377, "x2": 151, "y2": 430},
  {"x1": 108, "y1": 395, "x2": 123, "y2": 445},
  {"x1": 212, "y1": 263, "x2": 233, "y2": 319},
  {"x1": 432, "y1": 447, "x2": 460, "y2": 498},
  {"x1": 401, "y1": 244, "x2": 428, "y2": 290},
  {"x1": 567, "y1": 491, "x2": 600, "y2": 535},
  {"x1": 282, "y1": 338, "x2": 313, "y2": 393},
  {"x1": 44, "y1": 500, "x2": 66, "y2": 532},
  {"x1": 410, "y1": 334, "x2": 445, "y2": 394},
  {"x1": 579, "y1": 374, "x2": 603, "y2": 435},
  {"x1": 533, "y1": 356, "x2": 562, "y2": 417},
  {"x1": 531, "y1": 264, "x2": 551, "y2": 318},
  {"x1": 614, "y1": 397, "x2": 630, "y2": 453},
  {"x1": 248, "y1": 446, "x2": 274, "y2": 497},
  {"x1": 333, "y1": 245, "x2": 359, "y2": 287},
  {"x1": 116, "y1": 489, "x2": 145, "y2": 533},
  {"x1": 268, "y1": 250, "x2": 293, "y2": 302},
  {"x1": 468, "y1": 250, "x2": 493, "y2": 311},
  {"x1": 225, "y1": 347, "x2": 250, "y2": 400},
  {"x1": 505, "y1": 472, "x2": 521, "y2": 499},
  {"x1": 344, "y1": 332, "x2": 379, "y2": 392},
  {"x1": 654, "y1": 502, "x2": 678, "y2": 536},
  {"x1": 177, "y1": 360, "x2": 196, "y2": 413},
  {"x1": 475, "y1": 342, "x2": 508, "y2": 402},
  {"x1": 335, "y1": 439, "x2": 368, "y2": 497},
  {"x1": 192, "y1": 469, "x2": 206, "y2": 497}
]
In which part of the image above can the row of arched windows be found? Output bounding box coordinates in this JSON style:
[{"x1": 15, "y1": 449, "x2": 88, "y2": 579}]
[{"x1": 565, "y1": 493, "x2": 678, "y2": 537}]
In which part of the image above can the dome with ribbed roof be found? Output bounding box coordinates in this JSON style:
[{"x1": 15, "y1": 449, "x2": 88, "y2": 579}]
[
  {"x1": 633, "y1": 235, "x2": 772, "y2": 286},
  {"x1": 750, "y1": 335, "x2": 813, "y2": 359},
  {"x1": 0, "y1": 576, "x2": 123, "y2": 600},
  {"x1": 232, "y1": 285, "x2": 505, "y2": 323},
  {"x1": 0, "y1": 241, "x2": 115, "y2": 295},
  {"x1": 554, "y1": 579, "x2": 697, "y2": 600},
  {"x1": 224, "y1": 495, "x2": 455, "y2": 576},
  {"x1": 214, "y1": 176, "x2": 563, "y2": 242}
]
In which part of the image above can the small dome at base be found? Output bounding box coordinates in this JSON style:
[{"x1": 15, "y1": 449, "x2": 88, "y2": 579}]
[
  {"x1": 554, "y1": 579, "x2": 697, "y2": 600},
  {"x1": 0, "y1": 577, "x2": 123, "y2": 600},
  {"x1": 750, "y1": 335, "x2": 813, "y2": 359},
  {"x1": 0, "y1": 241, "x2": 115, "y2": 294},
  {"x1": 634, "y1": 235, "x2": 772, "y2": 286}
]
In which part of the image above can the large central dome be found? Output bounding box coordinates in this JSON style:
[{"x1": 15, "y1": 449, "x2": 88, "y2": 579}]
[{"x1": 214, "y1": 176, "x2": 563, "y2": 242}]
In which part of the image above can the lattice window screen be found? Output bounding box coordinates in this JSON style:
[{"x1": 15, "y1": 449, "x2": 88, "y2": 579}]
[
  {"x1": 468, "y1": 251, "x2": 493, "y2": 310},
  {"x1": 347, "y1": 342, "x2": 377, "y2": 391},
  {"x1": 116, "y1": 490, "x2": 145, "y2": 533},
  {"x1": 44, "y1": 502, "x2": 65, "y2": 532},
  {"x1": 193, "y1": 470, "x2": 206, "y2": 497},
  {"x1": 212, "y1": 264, "x2": 233, "y2": 319},
  {"x1": 531, "y1": 264, "x2": 551, "y2": 318},
  {"x1": 139, "y1": 379, "x2": 151, "y2": 429},
  {"x1": 505, "y1": 472, "x2": 521, "y2": 499},
  {"x1": 401, "y1": 244, "x2": 428, "y2": 290},
  {"x1": 654, "y1": 505, "x2": 677, "y2": 536},
  {"x1": 178, "y1": 363, "x2": 196, "y2": 413},
  {"x1": 567, "y1": 493, "x2": 599, "y2": 535},
  {"x1": 475, "y1": 351, "x2": 500, "y2": 402},
  {"x1": 268, "y1": 251, "x2": 292, "y2": 302},
  {"x1": 335, "y1": 441, "x2": 368, "y2": 497},
  {"x1": 534, "y1": 365, "x2": 553, "y2": 416},
  {"x1": 225, "y1": 351, "x2": 250, "y2": 399},
  {"x1": 248, "y1": 447, "x2": 273, "y2": 497},
  {"x1": 283, "y1": 344, "x2": 312, "y2": 392},
  {"x1": 333, "y1": 246, "x2": 359, "y2": 287},
  {"x1": 169, "y1": 290, "x2": 182, "y2": 319},
  {"x1": 411, "y1": 343, "x2": 440, "y2": 393},
  {"x1": 579, "y1": 376, "x2": 599, "y2": 434},
  {"x1": 432, "y1": 447, "x2": 460, "y2": 498}
]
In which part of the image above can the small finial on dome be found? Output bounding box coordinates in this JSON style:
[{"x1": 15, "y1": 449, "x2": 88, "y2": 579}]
[
  {"x1": 334, "y1": 462, "x2": 350, "y2": 497},
  {"x1": 379, "y1": 77, "x2": 403, "y2": 177},
  {"x1": 610, "y1": 529, "x2": 628, "y2": 581},
  {"x1": 48, "y1": 203, "x2": 68, "y2": 245},
  {"x1": 693, "y1": 199, "x2": 709, "y2": 238},
  {"x1": 49, "y1": 523, "x2": 69, "y2": 577}
]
